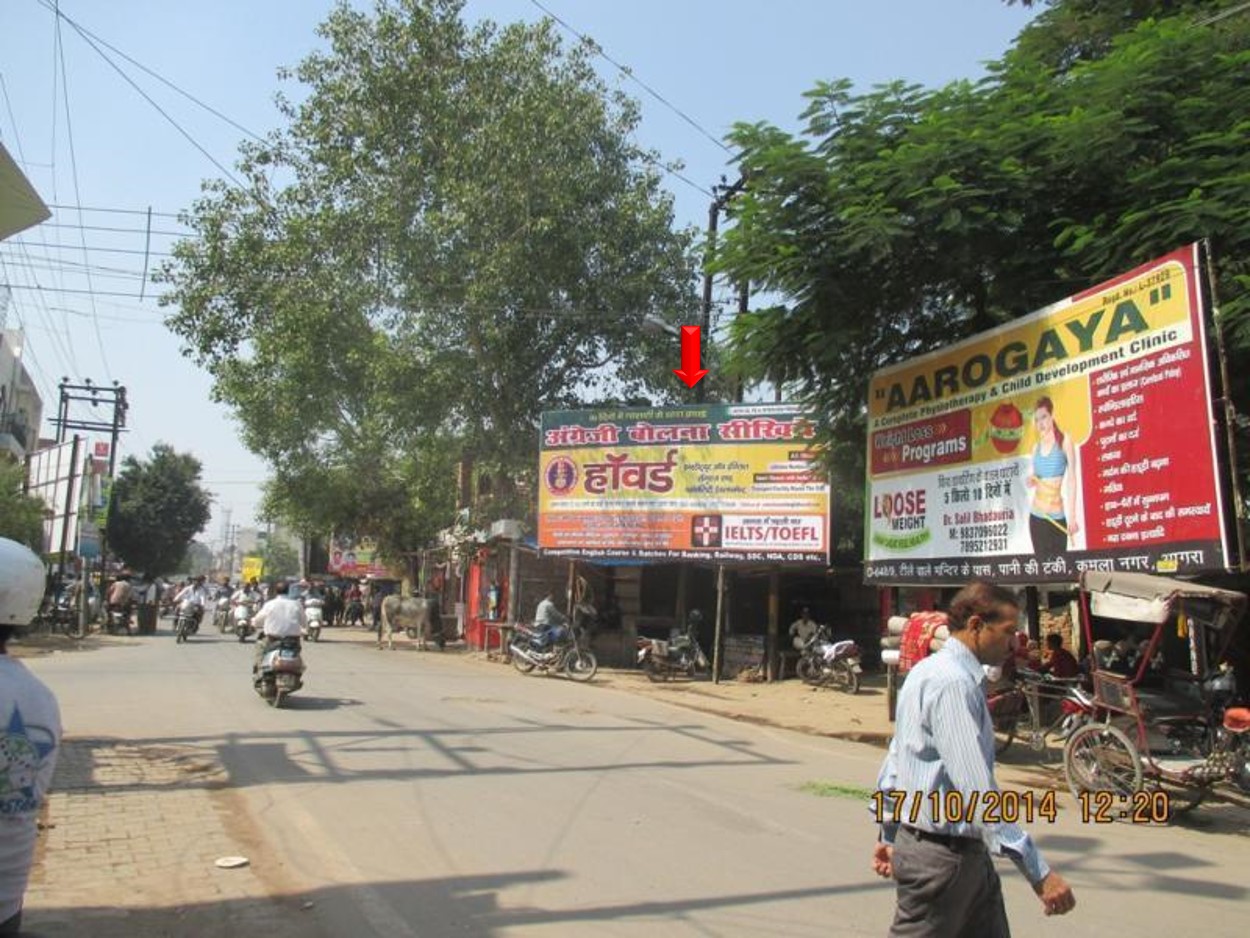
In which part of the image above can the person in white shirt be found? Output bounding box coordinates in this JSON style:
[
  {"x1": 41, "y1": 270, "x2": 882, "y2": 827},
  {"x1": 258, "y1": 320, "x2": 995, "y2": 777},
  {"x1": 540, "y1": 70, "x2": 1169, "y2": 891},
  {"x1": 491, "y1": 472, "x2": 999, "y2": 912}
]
[
  {"x1": 251, "y1": 581, "x2": 305, "y2": 671},
  {"x1": 173, "y1": 575, "x2": 213, "y2": 628},
  {"x1": 0, "y1": 538, "x2": 63, "y2": 935},
  {"x1": 789, "y1": 606, "x2": 820, "y2": 651}
]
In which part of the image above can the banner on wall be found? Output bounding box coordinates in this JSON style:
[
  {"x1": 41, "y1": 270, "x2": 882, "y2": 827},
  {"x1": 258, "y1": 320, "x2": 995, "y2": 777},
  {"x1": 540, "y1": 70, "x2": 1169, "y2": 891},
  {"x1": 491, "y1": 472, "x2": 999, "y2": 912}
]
[
  {"x1": 326, "y1": 533, "x2": 398, "y2": 578},
  {"x1": 864, "y1": 243, "x2": 1231, "y2": 585},
  {"x1": 538, "y1": 403, "x2": 830, "y2": 563}
]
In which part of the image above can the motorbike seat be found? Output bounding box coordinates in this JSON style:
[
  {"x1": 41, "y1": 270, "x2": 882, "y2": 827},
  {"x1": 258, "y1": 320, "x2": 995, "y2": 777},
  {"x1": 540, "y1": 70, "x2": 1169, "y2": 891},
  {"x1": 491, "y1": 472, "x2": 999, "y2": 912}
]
[{"x1": 1223, "y1": 707, "x2": 1250, "y2": 734}]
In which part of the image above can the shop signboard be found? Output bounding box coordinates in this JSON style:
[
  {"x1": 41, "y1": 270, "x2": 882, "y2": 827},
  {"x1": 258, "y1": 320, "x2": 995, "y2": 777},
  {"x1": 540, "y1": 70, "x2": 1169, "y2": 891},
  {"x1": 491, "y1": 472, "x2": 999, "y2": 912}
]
[
  {"x1": 865, "y1": 243, "x2": 1232, "y2": 585},
  {"x1": 326, "y1": 533, "x2": 397, "y2": 578},
  {"x1": 538, "y1": 403, "x2": 830, "y2": 563}
]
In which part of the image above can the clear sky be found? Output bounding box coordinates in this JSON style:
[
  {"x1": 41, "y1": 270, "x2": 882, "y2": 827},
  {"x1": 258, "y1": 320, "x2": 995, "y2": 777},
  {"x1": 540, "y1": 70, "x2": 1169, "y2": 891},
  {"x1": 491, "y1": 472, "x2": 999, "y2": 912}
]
[{"x1": 0, "y1": 0, "x2": 1037, "y2": 550}]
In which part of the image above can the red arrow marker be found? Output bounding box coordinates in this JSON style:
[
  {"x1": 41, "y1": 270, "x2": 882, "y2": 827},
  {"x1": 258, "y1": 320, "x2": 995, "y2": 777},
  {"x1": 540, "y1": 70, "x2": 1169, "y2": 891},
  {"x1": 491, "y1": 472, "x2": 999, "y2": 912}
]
[{"x1": 672, "y1": 325, "x2": 709, "y2": 388}]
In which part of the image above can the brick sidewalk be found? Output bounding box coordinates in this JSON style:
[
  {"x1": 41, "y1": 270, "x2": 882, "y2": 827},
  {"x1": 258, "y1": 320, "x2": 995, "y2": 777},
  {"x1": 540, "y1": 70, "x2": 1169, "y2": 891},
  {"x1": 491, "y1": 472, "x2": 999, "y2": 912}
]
[{"x1": 24, "y1": 737, "x2": 308, "y2": 937}]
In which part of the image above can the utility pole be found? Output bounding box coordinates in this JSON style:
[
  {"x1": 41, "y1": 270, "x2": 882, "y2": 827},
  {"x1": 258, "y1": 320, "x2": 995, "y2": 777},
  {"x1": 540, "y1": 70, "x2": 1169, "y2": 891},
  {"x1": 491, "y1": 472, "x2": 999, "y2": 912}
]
[
  {"x1": 52, "y1": 378, "x2": 127, "y2": 477},
  {"x1": 697, "y1": 177, "x2": 747, "y2": 404}
]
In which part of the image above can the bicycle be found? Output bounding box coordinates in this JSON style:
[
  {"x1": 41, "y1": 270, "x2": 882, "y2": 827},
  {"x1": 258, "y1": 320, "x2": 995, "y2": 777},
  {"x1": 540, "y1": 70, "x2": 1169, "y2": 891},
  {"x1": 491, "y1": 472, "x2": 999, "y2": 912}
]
[{"x1": 988, "y1": 667, "x2": 1095, "y2": 760}]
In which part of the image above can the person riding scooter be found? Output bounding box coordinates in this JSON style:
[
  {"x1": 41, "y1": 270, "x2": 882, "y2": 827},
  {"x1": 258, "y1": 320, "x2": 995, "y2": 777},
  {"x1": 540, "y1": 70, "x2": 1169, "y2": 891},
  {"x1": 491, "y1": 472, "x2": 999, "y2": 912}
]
[
  {"x1": 251, "y1": 580, "x2": 305, "y2": 675},
  {"x1": 529, "y1": 590, "x2": 569, "y2": 651}
]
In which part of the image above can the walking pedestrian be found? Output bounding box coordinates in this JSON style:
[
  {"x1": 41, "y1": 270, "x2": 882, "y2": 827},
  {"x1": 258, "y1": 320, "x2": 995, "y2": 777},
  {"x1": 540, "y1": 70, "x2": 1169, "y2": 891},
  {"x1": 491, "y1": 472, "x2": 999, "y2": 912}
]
[{"x1": 871, "y1": 580, "x2": 1075, "y2": 936}]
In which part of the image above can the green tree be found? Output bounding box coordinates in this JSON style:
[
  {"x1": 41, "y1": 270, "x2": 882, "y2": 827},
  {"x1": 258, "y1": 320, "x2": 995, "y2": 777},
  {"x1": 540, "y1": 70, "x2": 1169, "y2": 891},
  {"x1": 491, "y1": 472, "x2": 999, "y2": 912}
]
[
  {"x1": 106, "y1": 444, "x2": 213, "y2": 578},
  {"x1": 261, "y1": 537, "x2": 301, "y2": 580},
  {"x1": 714, "y1": 0, "x2": 1250, "y2": 560},
  {"x1": 0, "y1": 459, "x2": 47, "y2": 551},
  {"x1": 158, "y1": 0, "x2": 699, "y2": 556}
]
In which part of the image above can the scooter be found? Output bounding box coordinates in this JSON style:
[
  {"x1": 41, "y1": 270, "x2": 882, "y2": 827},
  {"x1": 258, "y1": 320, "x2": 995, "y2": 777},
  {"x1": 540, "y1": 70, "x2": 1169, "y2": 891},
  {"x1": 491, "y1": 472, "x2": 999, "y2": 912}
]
[
  {"x1": 254, "y1": 637, "x2": 306, "y2": 708},
  {"x1": 637, "y1": 611, "x2": 709, "y2": 682},
  {"x1": 796, "y1": 624, "x2": 863, "y2": 694},
  {"x1": 232, "y1": 600, "x2": 255, "y2": 642},
  {"x1": 303, "y1": 595, "x2": 325, "y2": 642}
]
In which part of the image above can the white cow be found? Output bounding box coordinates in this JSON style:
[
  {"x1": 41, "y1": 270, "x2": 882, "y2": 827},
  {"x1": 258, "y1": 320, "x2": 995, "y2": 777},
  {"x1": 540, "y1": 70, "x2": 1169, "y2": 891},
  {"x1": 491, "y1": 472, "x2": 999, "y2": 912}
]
[{"x1": 379, "y1": 594, "x2": 443, "y2": 651}]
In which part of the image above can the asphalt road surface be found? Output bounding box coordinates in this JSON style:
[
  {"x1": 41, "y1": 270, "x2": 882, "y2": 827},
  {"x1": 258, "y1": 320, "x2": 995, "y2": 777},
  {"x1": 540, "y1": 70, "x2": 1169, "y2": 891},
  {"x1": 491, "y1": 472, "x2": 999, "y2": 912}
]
[{"x1": 26, "y1": 625, "x2": 1250, "y2": 937}]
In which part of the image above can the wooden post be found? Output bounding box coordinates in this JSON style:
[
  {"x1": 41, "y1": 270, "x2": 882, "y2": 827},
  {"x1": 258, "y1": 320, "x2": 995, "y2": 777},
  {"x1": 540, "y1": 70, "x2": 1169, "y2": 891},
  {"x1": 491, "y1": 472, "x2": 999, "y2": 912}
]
[
  {"x1": 712, "y1": 564, "x2": 726, "y2": 684},
  {"x1": 766, "y1": 568, "x2": 780, "y2": 681}
]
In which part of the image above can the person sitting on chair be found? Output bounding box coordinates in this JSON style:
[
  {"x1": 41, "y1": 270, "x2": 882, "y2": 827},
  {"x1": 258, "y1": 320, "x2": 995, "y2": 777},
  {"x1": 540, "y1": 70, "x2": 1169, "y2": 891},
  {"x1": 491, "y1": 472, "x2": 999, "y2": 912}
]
[{"x1": 789, "y1": 607, "x2": 819, "y2": 651}]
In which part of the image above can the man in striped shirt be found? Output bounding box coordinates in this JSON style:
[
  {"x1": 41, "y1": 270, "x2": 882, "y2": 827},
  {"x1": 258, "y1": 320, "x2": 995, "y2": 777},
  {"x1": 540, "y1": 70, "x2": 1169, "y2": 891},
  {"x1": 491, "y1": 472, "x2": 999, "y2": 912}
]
[{"x1": 871, "y1": 581, "x2": 1076, "y2": 936}]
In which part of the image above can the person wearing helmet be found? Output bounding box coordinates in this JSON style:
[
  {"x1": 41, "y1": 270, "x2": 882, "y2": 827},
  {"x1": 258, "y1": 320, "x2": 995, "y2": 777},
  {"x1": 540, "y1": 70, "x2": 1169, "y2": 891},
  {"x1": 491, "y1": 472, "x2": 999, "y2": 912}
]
[{"x1": 0, "y1": 538, "x2": 63, "y2": 934}]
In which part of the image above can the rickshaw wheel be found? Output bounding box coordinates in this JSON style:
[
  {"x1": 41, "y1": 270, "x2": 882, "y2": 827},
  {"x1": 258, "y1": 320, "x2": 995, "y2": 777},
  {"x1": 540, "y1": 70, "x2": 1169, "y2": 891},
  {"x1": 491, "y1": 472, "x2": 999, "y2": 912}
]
[
  {"x1": 1150, "y1": 777, "x2": 1209, "y2": 820},
  {"x1": 1064, "y1": 723, "x2": 1143, "y2": 801}
]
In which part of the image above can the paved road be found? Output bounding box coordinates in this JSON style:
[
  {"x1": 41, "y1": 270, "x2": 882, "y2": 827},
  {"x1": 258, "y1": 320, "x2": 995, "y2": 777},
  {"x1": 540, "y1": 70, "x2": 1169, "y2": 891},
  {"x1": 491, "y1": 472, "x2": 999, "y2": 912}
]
[{"x1": 22, "y1": 625, "x2": 1250, "y2": 936}]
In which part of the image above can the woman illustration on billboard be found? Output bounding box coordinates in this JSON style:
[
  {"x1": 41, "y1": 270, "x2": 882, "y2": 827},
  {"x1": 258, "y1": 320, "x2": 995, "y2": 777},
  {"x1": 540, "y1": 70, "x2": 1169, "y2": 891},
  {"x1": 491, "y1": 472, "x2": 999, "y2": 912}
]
[{"x1": 1025, "y1": 396, "x2": 1079, "y2": 555}]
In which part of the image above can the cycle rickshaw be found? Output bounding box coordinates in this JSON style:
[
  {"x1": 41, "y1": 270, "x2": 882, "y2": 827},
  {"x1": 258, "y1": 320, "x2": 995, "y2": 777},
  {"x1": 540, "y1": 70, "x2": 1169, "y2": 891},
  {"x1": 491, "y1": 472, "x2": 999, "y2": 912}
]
[{"x1": 1061, "y1": 570, "x2": 1250, "y2": 816}]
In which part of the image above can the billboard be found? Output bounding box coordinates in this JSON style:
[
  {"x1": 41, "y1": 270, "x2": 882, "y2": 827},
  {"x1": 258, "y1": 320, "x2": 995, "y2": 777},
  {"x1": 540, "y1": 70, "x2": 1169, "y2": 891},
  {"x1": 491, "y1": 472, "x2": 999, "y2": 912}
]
[
  {"x1": 538, "y1": 403, "x2": 830, "y2": 563},
  {"x1": 26, "y1": 438, "x2": 85, "y2": 557},
  {"x1": 326, "y1": 533, "x2": 398, "y2": 578},
  {"x1": 865, "y1": 244, "x2": 1230, "y2": 585}
]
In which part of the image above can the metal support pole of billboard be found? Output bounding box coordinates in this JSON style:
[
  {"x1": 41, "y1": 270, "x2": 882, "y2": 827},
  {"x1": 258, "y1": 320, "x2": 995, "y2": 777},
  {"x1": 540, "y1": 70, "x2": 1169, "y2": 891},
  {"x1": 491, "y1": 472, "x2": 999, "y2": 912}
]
[
  {"x1": 766, "y1": 568, "x2": 780, "y2": 682},
  {"x1": 1202, "y1": 239, "x2": 1249, "y2": 570},
  {"x1": 712, "y1": 564, "x2": 726, "y2": 684}
]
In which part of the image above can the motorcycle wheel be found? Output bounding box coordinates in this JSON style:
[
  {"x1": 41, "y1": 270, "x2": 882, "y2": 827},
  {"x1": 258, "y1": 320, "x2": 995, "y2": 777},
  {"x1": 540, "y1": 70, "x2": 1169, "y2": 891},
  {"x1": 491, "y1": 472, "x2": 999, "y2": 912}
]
[
  {"x1": 512, "y1": 652, "x2": 536, "y2": 674},
  {"x1": 835, "y1": 661, "x2": 860, "y2": 695},
  {"x1": 175, "y1": 620, "x2": 187, "y2": 643},
  {"x1": 237, "y1": 631, "x2": 248, "y2": 643},
  {"x1": 643, "y1": 657, "x2": 667, "y2": 683},
  {"x1": 796, "y1": 657, "x2": 823, "y2": 687},
  {"x1": 271, "y1": 690, "x2": 285, "y2": 708},
  {"x1": 309, "y1": 627, "x2": 321, "y2": 642},
  {"x1": 563, "y1": 647, "x2": 598, "y2": 682}
]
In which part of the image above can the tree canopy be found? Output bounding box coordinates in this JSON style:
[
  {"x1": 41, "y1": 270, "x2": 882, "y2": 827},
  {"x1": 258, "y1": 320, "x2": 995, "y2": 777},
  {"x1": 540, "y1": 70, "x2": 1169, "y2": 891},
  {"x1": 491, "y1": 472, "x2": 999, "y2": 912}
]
[
  {"x1": 0, "y1": 459, "x2": 47, "y2": 551},
  {"x1": 158, "y1": 0, "x2": 700, "y2": 558},
  {"x1": 714, "y1": 0, "x2": 1250, "y2": 560},
  {"x1": 105, "y1": 444, "x2": 213, "y2": 578}
]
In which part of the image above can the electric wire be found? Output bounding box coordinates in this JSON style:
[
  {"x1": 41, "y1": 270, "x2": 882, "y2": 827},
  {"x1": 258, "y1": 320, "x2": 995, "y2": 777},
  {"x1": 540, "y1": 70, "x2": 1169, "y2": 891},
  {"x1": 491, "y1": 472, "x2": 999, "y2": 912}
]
[
  {"x1": 36, "y1": 0, "x2": 249, "y2": 192},
  {"x1": 529, "y1": 0, "x2": 731, "y2": 155},
  {"x1": 56, "y1": 25, "x2": 114, "y2": 381}
]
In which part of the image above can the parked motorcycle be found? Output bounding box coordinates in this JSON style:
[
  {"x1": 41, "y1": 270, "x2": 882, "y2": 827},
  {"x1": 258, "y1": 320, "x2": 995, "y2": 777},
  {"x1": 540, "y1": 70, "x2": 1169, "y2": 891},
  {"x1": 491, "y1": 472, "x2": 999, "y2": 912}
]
[
  {"x1": 796, "y1": 624, "x2": 863, "y2": 694},
  {"x1": 509, "y1": 621, "x2": 597, "y2": 681},
  {"x1": 303, "y1": 595, "x2": 325, "y2": 642},
  {"x1": 232, "y1": 600, "x2": 255, "y2": 643},
  {"x1": 173, "y1": 600, "x2": 202, "y2": 644},
  {"x1": 254, "y1": 637, "x2": 305, "y2": 708},
  {"x1": 638, "y1": 611, "x2": 709, "y2": 682}
]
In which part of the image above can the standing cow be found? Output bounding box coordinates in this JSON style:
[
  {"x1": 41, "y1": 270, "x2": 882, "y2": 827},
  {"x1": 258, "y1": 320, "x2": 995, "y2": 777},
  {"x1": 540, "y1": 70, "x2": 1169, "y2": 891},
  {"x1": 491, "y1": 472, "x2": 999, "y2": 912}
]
[{"x1": 379, "y1": 593, "x2": 444, "y2": 651}]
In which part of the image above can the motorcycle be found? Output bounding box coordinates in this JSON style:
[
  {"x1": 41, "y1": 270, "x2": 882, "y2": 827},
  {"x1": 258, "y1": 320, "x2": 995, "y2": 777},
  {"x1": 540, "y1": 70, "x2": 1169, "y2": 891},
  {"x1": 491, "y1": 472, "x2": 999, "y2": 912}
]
[
  {"x1": 509, "y1": 621, "x2": 597, "y2": 682},
  {"x1": 254, "y1": 636, "x2": 306, "y2": 708},
  {"x1": 796, "y1": 624, "x2": 863, "y2": 694},
  {"x1": 637, "y1": 612, "x2": 709, "y2": 682},
  {"x1": 104, "y1": 603, "x2": 134, "y2": 636},
  {"x1": 173, "y1": 600, "x2": 202, "y2": 644},
  {"x1": 214, "y1": 595, "x2": 233, "y2": 633},
  {"x1": 232, "y1": 600, "x2": 255, "y2": 643},
  {"x1": 303, "y1": 595, "x2": 325, "y2": 642}
]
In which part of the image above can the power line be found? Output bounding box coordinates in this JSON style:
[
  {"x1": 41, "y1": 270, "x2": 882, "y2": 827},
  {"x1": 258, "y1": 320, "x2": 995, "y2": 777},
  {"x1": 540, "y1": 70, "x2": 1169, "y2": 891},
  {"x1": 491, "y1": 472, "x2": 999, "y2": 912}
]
[
  {"x1": 34, "y1": 5, "x2": 267, "y2": 145},
  {"x1": 10, "y1": 240, "x2": 175, "y2": 259},
  {"x1": 37, "y1": 0, "x2": 249, "y2": 192},
  {"x1": 45, "y1": 202, "x2": 183, "y2": 219},
  {"x1": 530, "y1": 0, "x2": 731, "y2": 156},
  {"x1": 35, "y1": 222, "x2": 190, "y2": 237},
  {"x1": 56, "y1": 22, "x2": 114, "y2": 381}
]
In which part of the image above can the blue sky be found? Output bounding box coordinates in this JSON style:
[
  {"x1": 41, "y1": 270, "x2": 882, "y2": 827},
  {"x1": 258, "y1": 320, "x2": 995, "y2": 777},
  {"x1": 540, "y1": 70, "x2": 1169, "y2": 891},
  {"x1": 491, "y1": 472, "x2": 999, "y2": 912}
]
[{"x1": 0, "y1": 0, "x2": 1037, "y2": 548}]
